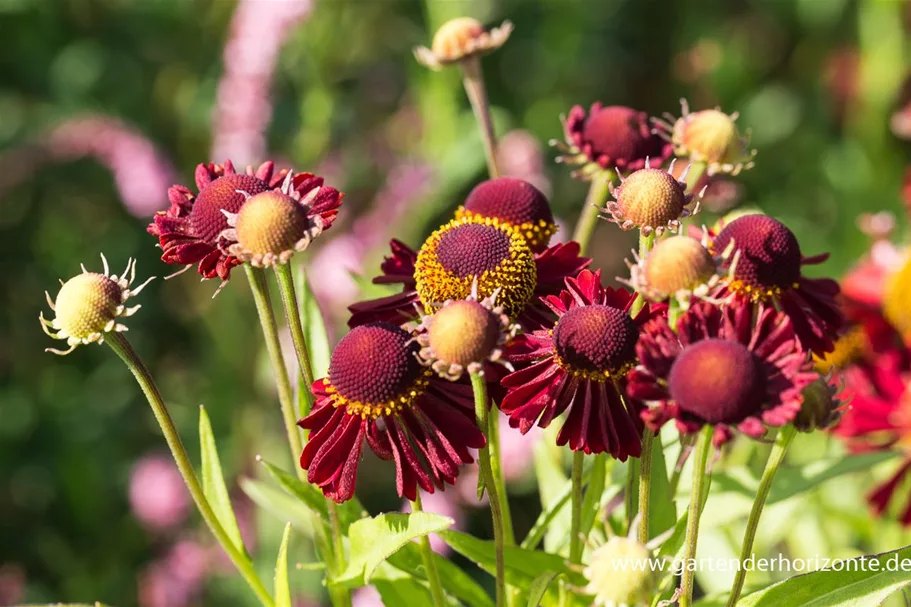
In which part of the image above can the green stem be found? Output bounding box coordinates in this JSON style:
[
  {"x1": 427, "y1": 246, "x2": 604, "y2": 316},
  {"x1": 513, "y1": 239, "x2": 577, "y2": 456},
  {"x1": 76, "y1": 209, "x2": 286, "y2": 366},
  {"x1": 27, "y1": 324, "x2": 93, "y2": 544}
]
[
  {"x1": 630, "y1": 231, "x2": 656, "y2": 315},
  {"x1": 570, "y1": 176, "x2": 612, "y2": 255},
  {"x1": 470, "y1": 372, "x2": 506, "y2": 607},
  {"x1": 685, "y1": 161, "x2": 707, "y2": 194},
  {"x1": 412, "y1": 494, "x2": 448, "y2": 607},
  {"x1": 568, "y1": 451, "x2": 585, "y2": 562},
  {"x1": 274, "y1": 263, "x2": 315, "y2": 418},
  {"x1": 244, "y1": 266, "x2": 303, "y2": 469},
  {"x1": 105, "y1": 333, "x2": 274, "y2": 607},
  {"x1": 637, "y1": 429, "x2": 655, "y2": 544},
  {"x1": 726, "y1": 426, "x2": 797, "y2": 607},
  {"x1": 680, "y1": 426, "x2": 714, "y2": 607},
  {"x1": 460, "y1": 57, "x2": 499, "y2": 178},
  {"x1": 487, "y1": 410, "x2": 515, "y2": 545}
]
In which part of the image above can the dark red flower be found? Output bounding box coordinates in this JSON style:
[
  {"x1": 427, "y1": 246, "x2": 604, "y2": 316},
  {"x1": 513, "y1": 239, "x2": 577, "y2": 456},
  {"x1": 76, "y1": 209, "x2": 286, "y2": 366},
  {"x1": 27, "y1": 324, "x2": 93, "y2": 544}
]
[
  {"x1": 553, "y1": 104, "x2": 672, "y2": 178},
  {"x1": 706, "y1": 214, "x2": 844, "y2": 356},
  {"x1": 497, "y1": 269, "x2": 662, "y2": 458},
  {"x1": 148, "y1": 161, "x2": 342, "y2": 282},
  {"x1": 455, "y1": 177, "x2": 557, "y2": 252},
  {"x1": 299, "y1": 322, "x2": 485, "y2": 503},
  {"x1": 348, "y1": 219, "x2": 590, "y2": 330},
  {"x1": 628, "y1": 301, "x2": 817, "y2": 446}
]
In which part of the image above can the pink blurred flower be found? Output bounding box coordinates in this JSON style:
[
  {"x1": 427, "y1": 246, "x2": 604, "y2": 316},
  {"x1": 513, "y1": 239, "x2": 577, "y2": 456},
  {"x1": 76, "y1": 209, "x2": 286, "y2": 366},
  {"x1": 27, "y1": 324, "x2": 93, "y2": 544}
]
[
  {"x1": 0, "y1": 564, "x2": 25, "y2": 606},
  {"x1": 402, "y1": 489, "x2": 463, "y2": 555},
  {"x1": 138, "y1": 540, "x2": 211, "y2": 607},
  {"x1": 496, "y1": 130, "x2": 551, "y2": 196},
  {"x1": 352, "y1": 585, "x2": 384, "y2": 607},
  {"x1": 841, "y1": 213, "x2": 905, "y2": 308},
  {"x1": 211, "y1": 0, "x2": 313, "y2": 164},
  {"x1": 129, "y1": 454, "x2": 190, "y2": 533}
]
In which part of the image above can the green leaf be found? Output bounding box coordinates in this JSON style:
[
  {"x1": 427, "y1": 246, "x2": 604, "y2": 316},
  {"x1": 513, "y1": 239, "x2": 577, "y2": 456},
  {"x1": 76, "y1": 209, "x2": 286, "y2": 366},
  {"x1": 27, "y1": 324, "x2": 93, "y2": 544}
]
[
  {"x1": 387, "y1": 542, "x2": 494, "y2": 607},
  {"x1": 298, "y1": 267, "x2": 331, "y2": 379},
  {"x1": 239, "y1": 477, "x2": 313, "y2": 533},
  {"x1": 523, "y1": 460, "x2": 593, "y2": 551},
  {"x1": 198, "y1": 405, "x2": 244, "y2": 552},
  {"x1": 580, "y1": 454, "x2": 606, "y2": 540},
  {"x1": 374, "y1": 570, "x2": 436, "y2": 607},
  {"x1": 533, "y1": 442, "x2": 571, "y2": 553},
  {"x1": 337, "y1": 512, "x2": 454, "y2": 585},
  {"x1": 259, "y1": 458, "x2": 364, "y2": 529},
  {"x1": 647, "y1": 433, "x2": 677, "y2": 537},
  {"x1": 737, "y1": 543, "x2": 911, "y2": 606},
  {"x1": 440, "y1": 530, "x2": 586, "y2": 589},
  {"x1": 527, "y1": 571, "x2": 562, "y2": 607},
  {"x1": 274, "y1": 523, "x2": 292, "y2": 607}
]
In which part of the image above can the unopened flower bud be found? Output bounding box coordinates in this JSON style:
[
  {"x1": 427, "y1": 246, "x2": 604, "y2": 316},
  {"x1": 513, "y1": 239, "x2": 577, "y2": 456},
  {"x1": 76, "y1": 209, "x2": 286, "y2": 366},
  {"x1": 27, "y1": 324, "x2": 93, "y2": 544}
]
[{"x1": 583, "y1": 536, "x2": 659, "y2": 607}]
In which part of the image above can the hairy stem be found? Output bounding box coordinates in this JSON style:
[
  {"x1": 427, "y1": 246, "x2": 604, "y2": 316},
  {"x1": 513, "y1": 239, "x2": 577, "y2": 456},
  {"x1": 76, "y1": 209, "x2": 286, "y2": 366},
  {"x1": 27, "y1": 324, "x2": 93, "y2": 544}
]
[
  {"x1": 680, "y1": 426, "x2": 714, "y2": 607},
  {"x1": 106, "y1": 333, "x2": 274, "y2": 607},
  {"x1": 726, "y1": 426, "x2": 797, "y2": 607},
  {"x1": 470, "y1": 372, "x2": 506, "y2": 607},
  {"x1": 637, "y1": 429, "x2": 655, "y2": 543},
  {"x1": 460, "y1": 56, "x2": 499, "y2": 178},
  {"x1": 571, "y1": 176, "x2": 612, "y2": 254},
  {"x1": 487, "y1": 410, "x2": 515, "y2": 545},
  {"x1": 274, "y1": 263, "x2": 315, "y2": 418},
  {"x1": 412, "y1": 494, "x2": 447, "y2": 607}
]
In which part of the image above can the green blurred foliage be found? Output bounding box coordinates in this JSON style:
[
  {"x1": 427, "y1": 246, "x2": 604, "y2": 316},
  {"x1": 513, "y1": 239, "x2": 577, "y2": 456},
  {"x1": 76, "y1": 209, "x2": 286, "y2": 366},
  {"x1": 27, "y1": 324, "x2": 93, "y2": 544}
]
[{"x1": 1, "y1": 0, "x2": 909, "y2": 604}]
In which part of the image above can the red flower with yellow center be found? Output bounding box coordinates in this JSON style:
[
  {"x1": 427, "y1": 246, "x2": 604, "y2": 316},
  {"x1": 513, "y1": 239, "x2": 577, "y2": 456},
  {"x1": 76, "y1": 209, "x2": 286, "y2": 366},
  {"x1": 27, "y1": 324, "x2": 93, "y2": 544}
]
[
  {"x1": 148, "y1": 161, "x2": 342, "y2": 282},
  {"x1": 454, "y1": 177, "x2": 557, "y2": 252},
  {"x1": 628, "y1": 302, "x2": 816, "y2": 446},
  {"x1": 498, "y1": 270, "x2": 662, "y2": 458},
  {"x1": 348, "y1": 217, "x2": 590, "y2": 330},
  {"x1": 552, "y1": 104, "x2": 672, "y2": 179},
  {"x1": 706, "y1": 214, "x2": 843, "y2": 356},
  {"x1": 299, "y1": 322, "x2": 485, "y2": 503}
]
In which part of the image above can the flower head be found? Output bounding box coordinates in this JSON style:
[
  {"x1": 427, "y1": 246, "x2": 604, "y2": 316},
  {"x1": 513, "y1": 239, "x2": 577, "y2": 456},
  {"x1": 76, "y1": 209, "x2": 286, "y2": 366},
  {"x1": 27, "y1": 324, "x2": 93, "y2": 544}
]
[
  {"x1": 626, "y1": 234, "x2": 731, "y2": 309},
  {"x1": 415, "y1": 218, "x2": 538, "y2": 317},
  {"x1": 604, "y1": 160, "x2": 700, "y2": 235},
  {"x1": 629, "y1": 302, "x2": 817, "y2": 446},
  {"x1": 455, "y1": 177, "x2": 557, "y2": 252},
  {"x1": 653, "y1": 100, "x2": 755, "y2": 175},
  {"x1": 552, "y1": 104, "x2": 672, "y2": 179},
  {"x1": 794, "y1": 377, "x2": 845, "y2": 433},
  {"x1": 414, "y1": 17, "x2": 513, "y2": 70},
  {"x1": 221, "y1": 172, "x2": 335, "y2": 267},
  {"x1": 499, "y1": 270, "x2": 663, "y2": 458},
  {"x1": 40, "y1": 255, "x2": 154, "y2": 355},
  {"x1": 148, "y1": 161, "x2": 341, "y2": 284},
  {"x1": 417, "y1": 288, "x2": 517, "y2": 381},
  {"x1": 706, "y1": 214, "x2": 844, "y2": 355},
  {"x1": 299, "y1": 322, "x2": 486, "y2": 502},
  {"x1": 584, "y1": 536, "x2": 660, "y2": 607}
]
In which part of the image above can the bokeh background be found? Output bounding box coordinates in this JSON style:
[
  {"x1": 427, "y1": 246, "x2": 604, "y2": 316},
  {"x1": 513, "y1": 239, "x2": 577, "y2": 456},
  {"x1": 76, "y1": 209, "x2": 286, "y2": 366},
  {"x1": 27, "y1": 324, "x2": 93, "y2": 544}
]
[{"x1": 2, "y1": 0, "x2": 911, "y2": 605}]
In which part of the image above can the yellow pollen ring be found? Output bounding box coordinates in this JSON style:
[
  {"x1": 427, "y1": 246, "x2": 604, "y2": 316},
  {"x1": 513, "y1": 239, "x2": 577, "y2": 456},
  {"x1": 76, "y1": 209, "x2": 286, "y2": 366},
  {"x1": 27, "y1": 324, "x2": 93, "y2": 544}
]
[
  {"x1": 455, "y1": 207, "x2": 557, "y2": 251},
  {"x1": 323, "y1": 371, "x2": 432, "y2": 419},
  {"x1": 552, "y1": 351, "x2": 636, "y2": 383},
  {"x1": 726, "y1": 278, "x2": 786, "y2": 303}
]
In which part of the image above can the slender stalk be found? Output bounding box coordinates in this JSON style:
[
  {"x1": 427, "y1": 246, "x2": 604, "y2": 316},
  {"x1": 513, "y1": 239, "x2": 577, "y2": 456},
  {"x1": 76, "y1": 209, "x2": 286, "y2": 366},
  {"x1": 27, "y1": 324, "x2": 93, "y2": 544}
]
[
  {"x1": 726, "y1": 426, "x2": 797, "y2": 607},
  {"x1": 412, "y1": 494, "x2": 447, "y2": 607},
  {"x1": 470, "y1": 372, "x2": 506, "y2": 607},
  {"x1": 105, "y1": 333, "x2": 274, "y2": 607},
  {"x1": 630, "y1": 231, "x2": 656, "y2": 315},
  {"x1": 487, "y1": 410, "x2": 515, "y2": 545},
  {"x1": 637, "y1": 429, "x2": 655, "y2": 544},
  {"x1": 460, "y1": 57, "x2": 499, "y2": 178},
  {"x1": 568, "y1": 451, "x2": 585, "y2": 563},
  {"x1": 680, "y1": 426, "x2": 714, "y2": 607},
  {"x1": 244, "y1": 266, "x2": 303, "y2": 469},
  {"x1": 274, "y1": 263, "x2": 315, "y2": 417},
  {"x1": 571, "y1": 176, "x2": 612, "y2": 254}
]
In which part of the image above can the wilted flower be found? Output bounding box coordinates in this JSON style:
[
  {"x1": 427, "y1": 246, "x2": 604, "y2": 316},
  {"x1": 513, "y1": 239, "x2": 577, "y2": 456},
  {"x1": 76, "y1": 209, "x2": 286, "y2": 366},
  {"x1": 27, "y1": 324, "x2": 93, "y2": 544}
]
[
  {"x1": 499, "y1": 270, "x2": 662, "y2": 458},
  {"x1": 417, "y1": 287, "x2": 517, "y2": 380},
  {"x1": 454, "y1": 177, "x2": 557, "y2": 252},
  {"x1": 584, "y1": 536, "x2": 660, "y2": 607},
  {"x1": 705, "y1": 214, "x2": 844, "y2": 356},
  {"x1": 413, "y1": 17, "x2": 513, "y2": 70},
  {"x1": 552, "y1": 104, "x2": 672, "y2": 179},
  {"x1": 147, "y1": 161, "x2": 342, "y2": 284},
  {"x1": 40, "y1": 255, "x2": 154, "y2": 355},
  {"x1": 299, "y1": 322, "x2": 486, "y2": 502},
  {"x1": 626, "y1": 234, "x2": 732, "y2": 309},
  {"x1": 629, "y1": 302, "x2": 817, "y2": 446},
  {"x1": 603, "y1": 160, "x2": 701, "y2": 235},
  {"x1": 653, "y1": 100, "x2": 755, "y2": 175}
]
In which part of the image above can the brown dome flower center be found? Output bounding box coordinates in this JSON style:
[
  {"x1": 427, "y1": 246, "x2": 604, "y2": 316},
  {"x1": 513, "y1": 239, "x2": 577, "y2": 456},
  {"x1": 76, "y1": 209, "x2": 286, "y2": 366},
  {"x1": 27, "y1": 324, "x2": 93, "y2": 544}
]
[
  {"x1": 713, "y1": 215, "x2": 802, "y2": 295},
  {"x1": 668, "y1": 339, "x2": 765, "y2": 424},
  {"x1": 190, "y1": 174, "x2": 269, "y2": 242},
  {"x1": 415, "y1": 220, "x2": 537, "y2": 317},
  {"x1": 235, "y1": 191, "x2": 309, "y2": 256},
  {"x1": 644, "y1": 236, "x2": 715, "y2": 296},
  {"x1": 54, "y1": 273, "x2": 122, "y2": 339},
  {"x1": 616, "y1": 168, "x2": 686, "y2": 229},
  {"x1": 428, "y1": 300, "x2": 501, "y2": 366},
  {"x1": 553, "y1": 305, "x2": 639, "y2": 377},
  {"x1": 583, "y1": 106, "x2": 655, "y2": 162},
  {"x1": 328, "y1": 323, "x2": 423, "y2": 405}
]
